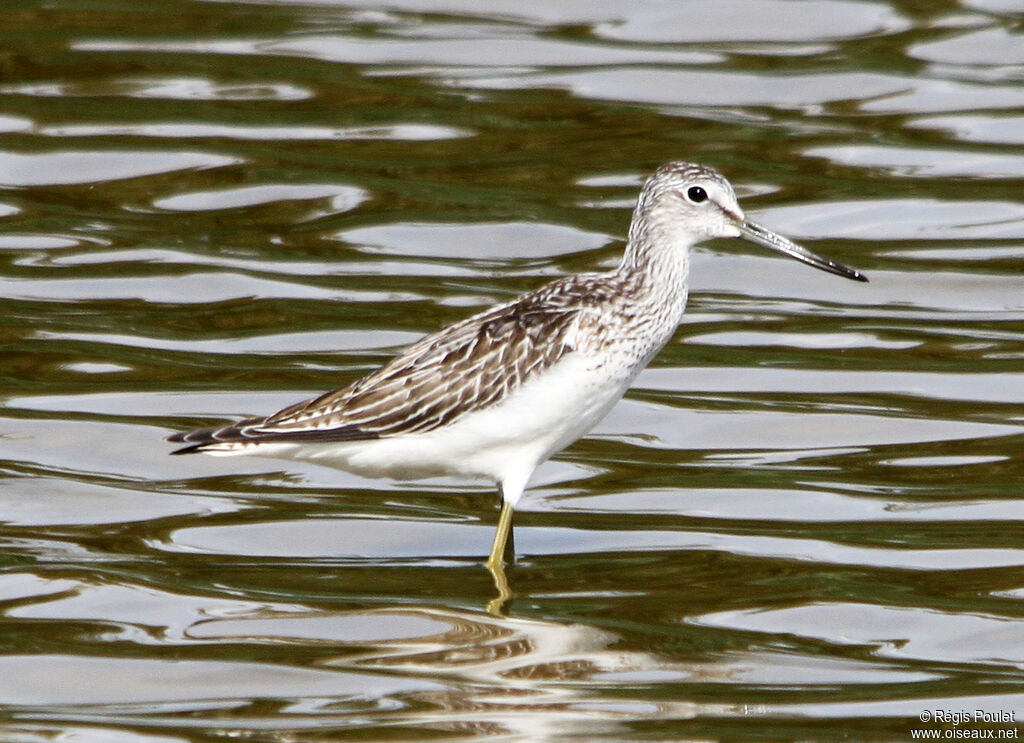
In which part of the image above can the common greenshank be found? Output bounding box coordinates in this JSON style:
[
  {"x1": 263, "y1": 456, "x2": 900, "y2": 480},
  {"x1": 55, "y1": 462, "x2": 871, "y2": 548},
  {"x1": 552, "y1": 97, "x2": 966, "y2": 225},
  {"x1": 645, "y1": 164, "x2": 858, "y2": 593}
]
[{"x1": 169, "y1": 162, "x2": 867, "y2": 590}]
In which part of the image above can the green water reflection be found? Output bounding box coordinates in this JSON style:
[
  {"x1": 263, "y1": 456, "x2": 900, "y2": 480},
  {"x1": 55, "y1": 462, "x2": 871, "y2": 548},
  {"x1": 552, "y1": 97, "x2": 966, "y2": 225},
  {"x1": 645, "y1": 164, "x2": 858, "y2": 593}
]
[{"x1": 2, "y1": 0, "x2": 1024, "y2": 740}]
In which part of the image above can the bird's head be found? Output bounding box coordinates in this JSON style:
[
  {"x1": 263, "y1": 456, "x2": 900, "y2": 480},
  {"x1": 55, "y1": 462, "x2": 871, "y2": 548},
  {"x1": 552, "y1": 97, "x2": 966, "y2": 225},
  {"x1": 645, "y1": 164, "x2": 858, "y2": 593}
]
[{"x1": 631, "y1": 162, "x2": 867, "y2": 282}]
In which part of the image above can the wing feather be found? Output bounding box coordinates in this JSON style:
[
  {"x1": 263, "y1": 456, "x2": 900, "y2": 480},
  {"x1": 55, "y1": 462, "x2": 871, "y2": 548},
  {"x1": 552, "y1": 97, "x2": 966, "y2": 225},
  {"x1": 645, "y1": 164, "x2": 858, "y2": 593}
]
[{"x1": 168, "y1": 283, "x2": 585, "y2": 453}]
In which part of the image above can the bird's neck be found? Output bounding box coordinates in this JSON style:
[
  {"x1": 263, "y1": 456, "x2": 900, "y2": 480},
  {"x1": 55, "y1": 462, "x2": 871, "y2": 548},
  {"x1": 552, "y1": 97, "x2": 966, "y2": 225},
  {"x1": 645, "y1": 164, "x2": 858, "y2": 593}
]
[{"x1": 617, "y1": 218, "x2": 692, "y2": 314}]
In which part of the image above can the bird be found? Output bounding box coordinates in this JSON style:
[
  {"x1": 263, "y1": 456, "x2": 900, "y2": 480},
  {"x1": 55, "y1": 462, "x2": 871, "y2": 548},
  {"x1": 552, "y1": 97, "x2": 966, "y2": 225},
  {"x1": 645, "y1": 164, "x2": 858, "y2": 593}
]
[{"x1": 168, "y1": 161, "x2": 867, "y2": 583}]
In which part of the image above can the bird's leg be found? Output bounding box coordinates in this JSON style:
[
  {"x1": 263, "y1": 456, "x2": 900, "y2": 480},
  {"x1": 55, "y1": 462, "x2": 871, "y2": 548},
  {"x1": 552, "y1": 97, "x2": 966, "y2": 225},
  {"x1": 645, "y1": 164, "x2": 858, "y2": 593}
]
[
  {"x1": 503, "y1": 501, "x2": 515, "y2": 564},
  {"x1": 487, "y1": 498, "x2": 515, "y2": 569},
  {"x1": 485, "y1": 496, "x2": 516, "y2": 615}
]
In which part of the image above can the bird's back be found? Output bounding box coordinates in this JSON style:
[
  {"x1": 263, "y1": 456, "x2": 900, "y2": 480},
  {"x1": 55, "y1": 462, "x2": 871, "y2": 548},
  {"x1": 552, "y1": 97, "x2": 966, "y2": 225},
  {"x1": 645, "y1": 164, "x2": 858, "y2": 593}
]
[{"x1": 168, "y1": 271, "x2": 621, "y2": 454}]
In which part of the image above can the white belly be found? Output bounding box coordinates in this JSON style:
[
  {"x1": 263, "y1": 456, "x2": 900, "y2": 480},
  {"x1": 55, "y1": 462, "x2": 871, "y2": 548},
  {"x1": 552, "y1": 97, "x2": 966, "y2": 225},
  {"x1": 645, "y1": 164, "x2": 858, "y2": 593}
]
[{"x1": 227, "y1": 351, "x2": 637, "y2": 501}]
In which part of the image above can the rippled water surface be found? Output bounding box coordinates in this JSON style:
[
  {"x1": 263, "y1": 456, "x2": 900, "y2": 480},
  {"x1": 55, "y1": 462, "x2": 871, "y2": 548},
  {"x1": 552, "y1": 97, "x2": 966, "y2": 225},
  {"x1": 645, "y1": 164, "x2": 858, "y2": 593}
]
[{"x1": 2, "y1": 0, "x2": 1024, "y2": 740}]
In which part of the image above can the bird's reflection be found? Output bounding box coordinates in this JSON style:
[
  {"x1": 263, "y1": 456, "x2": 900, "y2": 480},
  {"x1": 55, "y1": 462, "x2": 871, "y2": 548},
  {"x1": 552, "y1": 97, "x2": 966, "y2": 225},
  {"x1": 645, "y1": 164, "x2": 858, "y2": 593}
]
[{"x1": 190, "y1": 602, "x2": 714, "y2": 739}]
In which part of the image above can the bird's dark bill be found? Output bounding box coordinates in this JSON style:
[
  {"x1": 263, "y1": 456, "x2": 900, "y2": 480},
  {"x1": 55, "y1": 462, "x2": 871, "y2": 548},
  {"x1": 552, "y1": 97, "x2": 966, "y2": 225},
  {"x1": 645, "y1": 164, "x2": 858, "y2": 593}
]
[{"x1": 739, "y1": 221, "x2": 868, "y2": 282}]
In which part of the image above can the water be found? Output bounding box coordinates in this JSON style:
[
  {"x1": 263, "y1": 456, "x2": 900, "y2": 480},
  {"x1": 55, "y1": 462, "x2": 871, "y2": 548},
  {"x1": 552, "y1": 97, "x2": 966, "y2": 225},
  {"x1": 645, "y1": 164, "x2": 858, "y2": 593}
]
[{"x1": 2, "y1": 0, "x2": 1023, "y2": 740}]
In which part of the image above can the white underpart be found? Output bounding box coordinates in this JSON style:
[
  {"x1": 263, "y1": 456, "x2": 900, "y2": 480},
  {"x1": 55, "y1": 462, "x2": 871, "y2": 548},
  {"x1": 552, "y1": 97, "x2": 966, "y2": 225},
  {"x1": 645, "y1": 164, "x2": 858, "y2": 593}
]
[{"x1": 205, "y1": 350, "x2": 643, "y2": 507}]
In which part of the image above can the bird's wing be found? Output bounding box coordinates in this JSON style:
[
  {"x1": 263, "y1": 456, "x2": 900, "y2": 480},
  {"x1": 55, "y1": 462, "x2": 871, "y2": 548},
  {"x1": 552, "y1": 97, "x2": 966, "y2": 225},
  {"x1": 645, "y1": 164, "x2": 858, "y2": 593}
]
[{"x1": 168, "y1": 287, "x2": 584, "y2": 452}]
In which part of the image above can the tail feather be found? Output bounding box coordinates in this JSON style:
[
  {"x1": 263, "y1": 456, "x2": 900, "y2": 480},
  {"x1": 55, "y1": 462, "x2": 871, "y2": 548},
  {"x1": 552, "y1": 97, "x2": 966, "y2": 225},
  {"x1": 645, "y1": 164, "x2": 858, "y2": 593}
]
[
  {"x1": 166, "y1": 417, "x2": 269, "y2": 454},
  {"x1": 167, "y1": 416, "x2": 378, "y2": 454}
]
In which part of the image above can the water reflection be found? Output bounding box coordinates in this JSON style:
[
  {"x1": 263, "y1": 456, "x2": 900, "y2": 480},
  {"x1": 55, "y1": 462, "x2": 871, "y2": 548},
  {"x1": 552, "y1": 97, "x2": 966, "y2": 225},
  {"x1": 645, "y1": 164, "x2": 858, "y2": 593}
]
[
  {"x1": 0, "y1": 150, "x2": 238, "y2": 187},
  {"x1": 2, "y1": 0, "x2": 1024, "y2": 738},
  {"x1": 197, "y1": 604, "x2": 706, "y2": 737}
]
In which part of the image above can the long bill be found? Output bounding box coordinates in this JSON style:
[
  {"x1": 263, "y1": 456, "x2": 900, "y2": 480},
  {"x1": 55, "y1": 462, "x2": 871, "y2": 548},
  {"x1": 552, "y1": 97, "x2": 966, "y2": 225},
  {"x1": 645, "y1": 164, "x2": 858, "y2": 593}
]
[{"x1": 739, "y1": 221, "x2": 868, "y2": 282}]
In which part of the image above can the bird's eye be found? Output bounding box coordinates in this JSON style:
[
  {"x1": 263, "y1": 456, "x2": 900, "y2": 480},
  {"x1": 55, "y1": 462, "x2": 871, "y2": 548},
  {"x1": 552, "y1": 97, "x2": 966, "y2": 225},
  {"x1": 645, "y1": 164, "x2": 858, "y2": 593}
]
[{"x1": 686, "y1": 186, "x2": 708, "y2": 204}]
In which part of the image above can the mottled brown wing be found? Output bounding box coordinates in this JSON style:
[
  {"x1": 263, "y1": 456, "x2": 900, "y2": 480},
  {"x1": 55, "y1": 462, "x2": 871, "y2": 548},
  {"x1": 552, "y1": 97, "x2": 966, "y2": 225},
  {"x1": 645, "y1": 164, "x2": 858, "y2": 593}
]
[
  {"x1": 169, "y1": 288, "x2": 583, "y2": 451},
  {"x1": 262, "y1": 301, "x2": 580, "y2": 437}
]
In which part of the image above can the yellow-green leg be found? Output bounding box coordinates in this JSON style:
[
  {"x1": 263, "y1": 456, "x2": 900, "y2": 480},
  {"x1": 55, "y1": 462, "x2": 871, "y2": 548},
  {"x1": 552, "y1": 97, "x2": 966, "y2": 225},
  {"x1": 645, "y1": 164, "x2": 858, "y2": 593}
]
[
  {"x1": 486, "y1": 498, "x2": 516, "y2": 569},
  {"x1": 485, "y1": 498, "x2": 515, "y2": 615}
]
